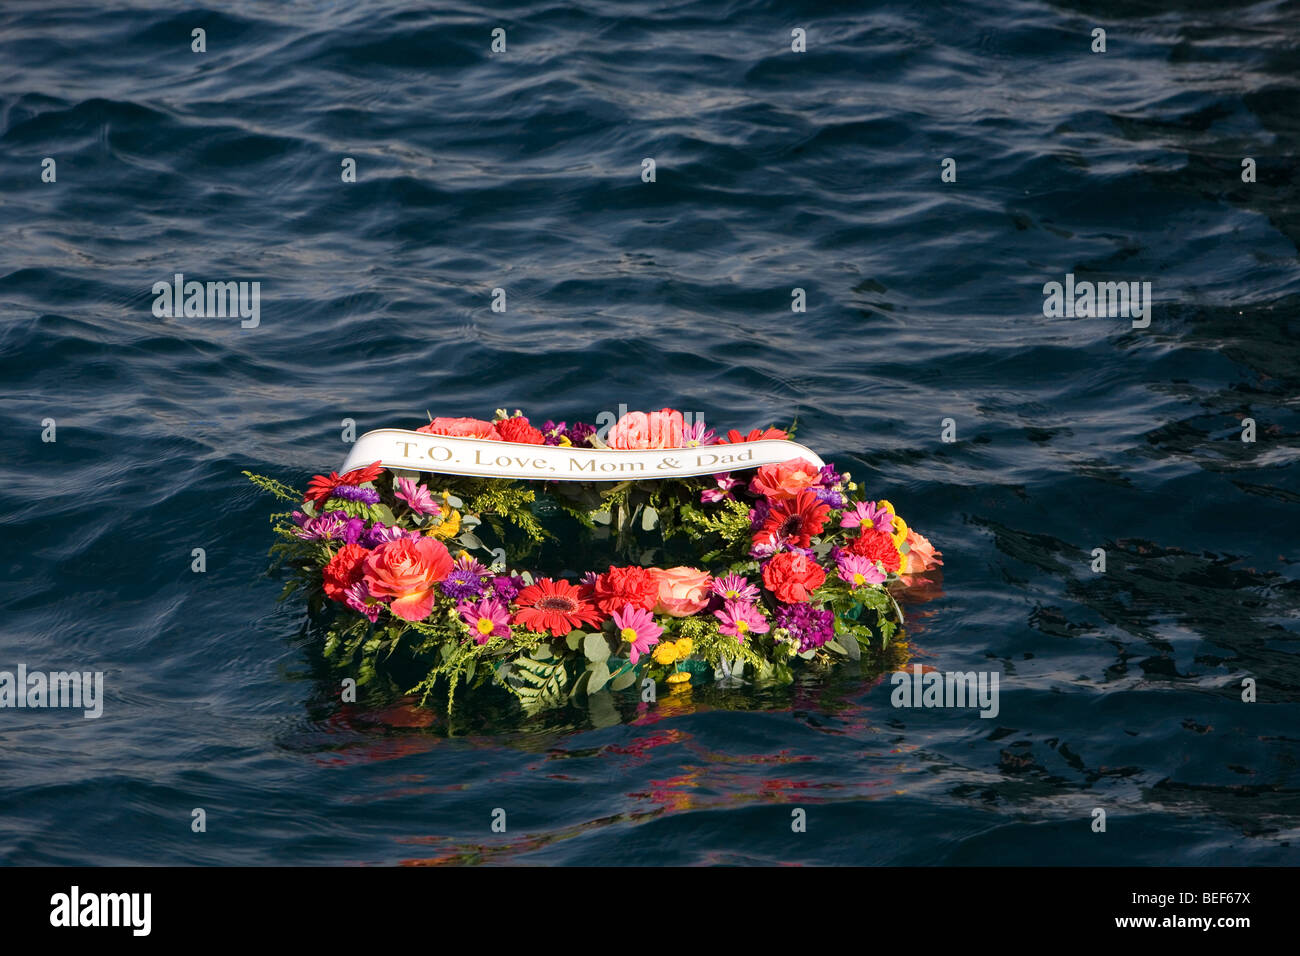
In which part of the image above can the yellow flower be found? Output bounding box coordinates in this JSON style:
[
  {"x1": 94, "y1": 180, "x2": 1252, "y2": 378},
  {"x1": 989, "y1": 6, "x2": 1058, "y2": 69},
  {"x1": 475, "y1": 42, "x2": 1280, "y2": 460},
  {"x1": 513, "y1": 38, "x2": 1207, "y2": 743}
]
[
  {"x1": 652, "y1": 642, "x2": 679, "y2": 666},
  {"x1": 878, "y1": 499, "x2": 896, "y2": 516},
  {"x1": 430, "y1": 509, "x2": 461, "y2": 540},
  {"x1": 891, "y1": 514, "x2": 909, "y2": 547},
  {"x1": 666, "y1": 671, "x2": 691, "y2": 684},
  {"x1": 674, "y1": 638, "x2": 693, "y2": 658},
  {"x1": 558, "y1": 435, "x2": 572, "y2": 447}
]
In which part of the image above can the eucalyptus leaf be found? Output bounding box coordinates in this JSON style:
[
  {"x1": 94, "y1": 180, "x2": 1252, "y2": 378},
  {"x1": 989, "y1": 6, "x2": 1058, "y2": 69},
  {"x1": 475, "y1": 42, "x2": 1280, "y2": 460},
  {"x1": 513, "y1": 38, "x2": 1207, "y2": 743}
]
[
  {"x1": 583, "y1": 632, "x2": 610, "y2": 663},
  {"x1": 457, "y1": 532, "x2": 484, "y2": 550},
  {"x1": 444, "y1": 494, "x2": 464, "y2": 510},
  {"x1": 568, "y1": 669, "x2": 591, "y2": 700},
  {"x1": 587, "y1": 691, "x2": 621, "y2": 728},
  {"x1": 610, "y1": 668, "x2": 638, "y2": 692},
  {"x1": 389, "y1": 468, "x2": 420, "y2": 484},
  {"x1": 371, "y1": 503, "x2": 396, "y2": 526},
  {"x1": 641, "y1": 506, "x2": 659, "y2": 531},
  {"x1": 592, "y1": 510, "x2": 612, "y2": 526},
  {"x1": 565, "y1": 630, "x2": 584, "y2": 651},
  {"x1": 586, "y1": 660, "x2": 611, "y2": 694}
]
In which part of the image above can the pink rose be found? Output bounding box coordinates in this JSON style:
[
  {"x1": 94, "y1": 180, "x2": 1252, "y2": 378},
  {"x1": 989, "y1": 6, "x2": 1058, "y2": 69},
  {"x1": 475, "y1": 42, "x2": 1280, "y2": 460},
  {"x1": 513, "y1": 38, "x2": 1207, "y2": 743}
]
[
  {"x1": 648, "y1": 566, "x2": 712, "y2": 617},
  {"x1": 417, "y1": 417, "x2": 500, "y2": 440},
  {"x1": 748, "y1": 458, "x2": 821, "y2": 501},
  {"x1": 608, "y1": 408, "x2": 685, "y2": 450},
  {"x1": 899, "y1": 529, "x2": 943, "y2": 584}
]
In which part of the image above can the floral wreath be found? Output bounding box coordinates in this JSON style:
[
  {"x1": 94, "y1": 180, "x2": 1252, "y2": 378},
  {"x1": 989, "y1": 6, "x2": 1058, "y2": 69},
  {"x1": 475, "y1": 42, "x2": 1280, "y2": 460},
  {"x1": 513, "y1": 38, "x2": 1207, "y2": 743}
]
[{"x1": 247, "y1": 408, "x2": 943, "y2": 712}]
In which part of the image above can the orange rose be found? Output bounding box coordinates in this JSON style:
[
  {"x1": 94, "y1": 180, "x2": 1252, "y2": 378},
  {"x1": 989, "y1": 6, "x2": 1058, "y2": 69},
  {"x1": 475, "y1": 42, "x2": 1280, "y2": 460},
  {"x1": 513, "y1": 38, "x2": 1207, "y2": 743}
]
[
  {"x1": 362, "y1": 537, "x2": 454, "y2": 622},
  {"x1": 648, "y1": 566, "x2": 712, "y2": 617},
  {"x1": 607, "y1": 408, "x2": 684, "y2": 450},
  {"x1": 748, "y1": 458, "x2": 821, "y2": 501}
]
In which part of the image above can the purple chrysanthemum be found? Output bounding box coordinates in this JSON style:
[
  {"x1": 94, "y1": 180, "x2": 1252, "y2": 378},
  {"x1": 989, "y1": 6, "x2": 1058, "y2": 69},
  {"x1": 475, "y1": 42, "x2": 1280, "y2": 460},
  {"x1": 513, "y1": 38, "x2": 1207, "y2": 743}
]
[
  {"x1": 295, "y1": 513, "x2": 347, "y2": 541},
  {"x1": 813, "y1": 487, "x2": 846, "y2": 509},
  {"x1": 360, "y1": 524, "x2": 419, "y2": 548},
  {"x1": 454, "y1": 555, "x2": 490, "y2": 578},
  {"x1": 441, "y1": 563, "x2": 487, "y2": 601},
  {"x1": 327, "y1": 485, "x2": 380, "y2": 504},
  {"x1": 818, "y1": 463, "x2": 843, "y2": 487},
  {"x1": 344, "y1": 580, "x2": 381, "y2": 623},
  {"x1": 334, "y1": 513, "x2": 368, "y2": 544},
  {"x1": 775, "y1": 603, "x2": 834, "y2": 653}
]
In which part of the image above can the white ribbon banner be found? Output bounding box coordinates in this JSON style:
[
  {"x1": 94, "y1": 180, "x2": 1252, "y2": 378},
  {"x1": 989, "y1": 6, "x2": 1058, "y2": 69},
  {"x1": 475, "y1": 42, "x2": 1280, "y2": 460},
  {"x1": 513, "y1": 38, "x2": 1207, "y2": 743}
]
[{"x1": 339, "y1": 428, "x2": 825, "y2": 482}]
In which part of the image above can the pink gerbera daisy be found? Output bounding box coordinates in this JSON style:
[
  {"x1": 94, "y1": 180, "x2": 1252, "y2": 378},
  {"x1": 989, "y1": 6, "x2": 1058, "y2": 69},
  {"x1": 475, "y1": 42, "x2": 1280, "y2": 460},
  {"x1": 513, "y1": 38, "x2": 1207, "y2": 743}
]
[
  {"x1": 394, "y1": 477, "x2": 440, "y2": 516},
  {"x1": 458, "y1": 597, "x2": 511, "y2": 644},
  {"x1": 836, "y1": 552, "x2": 887, "y2": 589},
  {"x1": 611, "y1": 603, "x2": 662, "y2": 665},
  {"x1": 710, "y1": 573, "x2": 759, "y2": 603},
  {"x1": 713, "y1": 600, "x2": 770, "y2": 642},
  {"x1": 700, "y1": 473, "x2": 738, "y2": 503},
  {"x1": 840, "y1": 500, "x2": 894, "y2": 533}
]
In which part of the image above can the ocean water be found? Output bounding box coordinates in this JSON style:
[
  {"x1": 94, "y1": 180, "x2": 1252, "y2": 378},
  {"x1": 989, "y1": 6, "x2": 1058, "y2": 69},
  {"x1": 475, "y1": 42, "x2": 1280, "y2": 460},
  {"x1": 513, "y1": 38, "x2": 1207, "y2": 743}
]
[{"x1": 1, "y1": 0, "x2": 1298, "y2": 865}]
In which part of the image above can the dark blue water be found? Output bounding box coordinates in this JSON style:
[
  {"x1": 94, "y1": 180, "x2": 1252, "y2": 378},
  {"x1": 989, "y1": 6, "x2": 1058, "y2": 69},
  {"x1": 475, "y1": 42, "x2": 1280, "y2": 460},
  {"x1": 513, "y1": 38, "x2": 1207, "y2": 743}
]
[{"x1": 2, "y1": 0, "x2": 1298, "y2": 865}]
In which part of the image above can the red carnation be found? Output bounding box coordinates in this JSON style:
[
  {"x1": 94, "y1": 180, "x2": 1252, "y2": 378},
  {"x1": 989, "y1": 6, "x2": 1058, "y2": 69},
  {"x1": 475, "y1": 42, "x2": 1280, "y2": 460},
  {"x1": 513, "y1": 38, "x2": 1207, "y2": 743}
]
[
  {"x1": 323, "y1": 543, "x2": 370, "y2": 603},
  {"x1": 496, "y1": 417, "x2": 546, "y2": 445},
  {"x1": 305, "y1": 461, "x2": 384, "y2": 507},
  {"x1": 846, "y1": 529, "x2": 901, "y2": 573},
  {"x1": 754, "y1": 490, "x2": 830, "y2": 548},
  {"x1": 717, "y1": 426, "x2": 788, "y2": 445},
  {"x1": 589, "y1": 565, "x2": 660, "y2": 617},
  {"x1": 761, "y1": 551, "x2": 826, "y2": 604}
]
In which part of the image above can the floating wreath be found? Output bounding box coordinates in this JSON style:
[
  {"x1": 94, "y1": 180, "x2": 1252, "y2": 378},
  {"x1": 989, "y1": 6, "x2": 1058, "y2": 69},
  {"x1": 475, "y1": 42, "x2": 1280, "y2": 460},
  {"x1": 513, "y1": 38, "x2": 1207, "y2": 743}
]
[{"x1": 246, "y1": 409, "x2": 943, "y2": 713}]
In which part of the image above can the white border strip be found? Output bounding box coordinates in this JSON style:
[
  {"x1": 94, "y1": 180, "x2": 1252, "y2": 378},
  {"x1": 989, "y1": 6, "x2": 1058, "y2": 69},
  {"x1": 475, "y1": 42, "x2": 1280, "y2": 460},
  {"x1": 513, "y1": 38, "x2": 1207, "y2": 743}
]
[{"x1": 339, "y1": 428, "x2": 824, "y2": 482}]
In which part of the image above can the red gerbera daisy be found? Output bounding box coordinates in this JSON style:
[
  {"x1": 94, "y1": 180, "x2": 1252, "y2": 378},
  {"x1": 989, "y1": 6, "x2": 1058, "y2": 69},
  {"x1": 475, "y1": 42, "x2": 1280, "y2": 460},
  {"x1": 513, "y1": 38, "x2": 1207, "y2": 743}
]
[
  {"x1": 513, "y1": 578, "x2": 603, "y2": 637},
  {"x1": 717, "y1": 426, "x2": 788, "y2": 445},
  {"x1": 846, "y1": 528, "x2": 902, "y2": 573},
  {"x1": 305, "y1": 461, "x2": 385, "y2": 507},
  {"x1": 754, "y1": 490, "x2": 830, "y2": 549}
]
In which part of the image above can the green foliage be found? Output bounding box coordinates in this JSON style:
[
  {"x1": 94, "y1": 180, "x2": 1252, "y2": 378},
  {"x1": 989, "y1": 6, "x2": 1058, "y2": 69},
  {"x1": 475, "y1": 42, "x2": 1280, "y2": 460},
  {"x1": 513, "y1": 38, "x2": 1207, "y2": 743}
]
[
  {"x1": 504, "y1": 650, "x2": 569, "y2": 711},
  {"x1": 671, "y1": 615, "x2": 767, "y2": 673},
  {"x1": 320, "y1": 497, "x2": 375, "y2": 519},
  {"x1": 243, "y1": 471, "x2": 302, "y2": 504},
  {"x1": 464, "y1": 479, "x2": 548, "y2": 545},
  {"x1": 675, "y1": 498, "x2": 753, "y2": 562}
]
